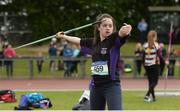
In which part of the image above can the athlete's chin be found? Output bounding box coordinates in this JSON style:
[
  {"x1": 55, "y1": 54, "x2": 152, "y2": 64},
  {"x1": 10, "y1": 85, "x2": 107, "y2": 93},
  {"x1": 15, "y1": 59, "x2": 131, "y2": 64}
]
[
  {"x1": 105, "y1": 34, "x2": 111, "y2": 37},
  {"x1": 102, "y1": 33, "x2": 112, "y2": 38}
]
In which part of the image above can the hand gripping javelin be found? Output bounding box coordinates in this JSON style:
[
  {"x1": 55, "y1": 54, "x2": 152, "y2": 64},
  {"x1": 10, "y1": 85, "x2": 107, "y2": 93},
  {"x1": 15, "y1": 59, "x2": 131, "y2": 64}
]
[{"x1": 14, "y1": 20, "x2": 104, "y2": 50}]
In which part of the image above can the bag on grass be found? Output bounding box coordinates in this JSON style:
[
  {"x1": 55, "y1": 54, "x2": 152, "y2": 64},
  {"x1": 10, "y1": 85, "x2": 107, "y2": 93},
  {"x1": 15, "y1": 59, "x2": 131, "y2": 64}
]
[
  {"x1": 14, "y1": 93, "x2": 52, "y2": 110},
  {"x1": 0, "y1": 90, "x2": 16, "y2": 103},
  {"x1": 124, "y1": 64, "x2": 133, "y2": 73},
  {"x1": 72, "y1": 90, "x2": 90, "y2": 110}
]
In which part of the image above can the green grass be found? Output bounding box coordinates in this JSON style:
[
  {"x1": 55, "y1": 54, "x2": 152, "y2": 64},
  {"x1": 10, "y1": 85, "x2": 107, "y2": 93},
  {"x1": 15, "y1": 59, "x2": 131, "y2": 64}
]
[
  {"x1": 0, "y1": 91, "x2": 81, "y2": 110},
  {"x1": 1, "y1": 42, "x2": 180, "y2": 79},
  {"x1": 121, "y1": 42, "x2": 180, "y2": 56},
  {"x1": 15, "y1": 42, "x2": 180, "y2": 56},
  {"x1": 1, "y1": 91, "x2": 180, "y2": 110},
  {"x1": 123, "y1": 91, "x2": 180, "y2": 110}
]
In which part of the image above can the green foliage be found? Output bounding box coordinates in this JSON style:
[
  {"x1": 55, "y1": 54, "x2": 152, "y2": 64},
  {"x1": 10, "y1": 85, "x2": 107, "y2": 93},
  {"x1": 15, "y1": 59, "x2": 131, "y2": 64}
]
[{"x1": 0, "y1": 0, "x2": 177, "y2": 41}]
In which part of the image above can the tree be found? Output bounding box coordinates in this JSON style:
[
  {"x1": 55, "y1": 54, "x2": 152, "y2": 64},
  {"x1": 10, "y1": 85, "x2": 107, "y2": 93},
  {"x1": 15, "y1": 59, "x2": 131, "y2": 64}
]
[{"x1": 0, "y1": 0, "x2": 178, "y2": 43}]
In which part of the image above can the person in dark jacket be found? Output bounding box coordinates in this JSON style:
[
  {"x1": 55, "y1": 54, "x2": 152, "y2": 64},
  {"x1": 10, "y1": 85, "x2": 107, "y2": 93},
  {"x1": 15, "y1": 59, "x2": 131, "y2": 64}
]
[{"x1": 56, "y1": 13, "x2": 132, "y2": 110}]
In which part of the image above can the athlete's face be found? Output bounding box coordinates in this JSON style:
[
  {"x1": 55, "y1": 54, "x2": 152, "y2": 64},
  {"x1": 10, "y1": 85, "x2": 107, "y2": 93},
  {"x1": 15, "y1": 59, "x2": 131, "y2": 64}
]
[{"x1": 98, "y1": 18, "x2": 113, "y2": 39}]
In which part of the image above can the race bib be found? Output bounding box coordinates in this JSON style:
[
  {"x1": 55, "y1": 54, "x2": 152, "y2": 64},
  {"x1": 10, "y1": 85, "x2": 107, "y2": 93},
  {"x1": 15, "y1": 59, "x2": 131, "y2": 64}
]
[{"x1": 91, "y1": 61, "x2": 109, "y2": 75}]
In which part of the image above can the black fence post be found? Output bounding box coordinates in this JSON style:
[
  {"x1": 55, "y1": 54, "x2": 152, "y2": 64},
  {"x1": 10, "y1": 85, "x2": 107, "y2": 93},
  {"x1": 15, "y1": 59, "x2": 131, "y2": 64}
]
[
  {"x1": 133, "y1": 57, "x2": 137, "y2": 78},
  {"x1": 80, "y1": 58, "x2": 86, "y2": 79},
  {"x1": 29, "y1": 59, "x2": 34, "y2": 79}
]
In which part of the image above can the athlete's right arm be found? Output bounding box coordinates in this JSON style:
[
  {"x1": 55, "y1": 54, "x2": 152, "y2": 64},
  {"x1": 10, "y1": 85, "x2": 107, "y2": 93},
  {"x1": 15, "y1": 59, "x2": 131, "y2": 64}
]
[
  {"x1": 56, "y1": 32, "x2": 81, "y2": 45},
  {"x1": 118, "y1": 24, "x2": 132, "y2": 38}
]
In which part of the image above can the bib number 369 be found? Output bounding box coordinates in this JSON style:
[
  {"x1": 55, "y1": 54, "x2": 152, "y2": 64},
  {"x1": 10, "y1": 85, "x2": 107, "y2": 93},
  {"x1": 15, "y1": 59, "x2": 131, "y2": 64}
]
[
  {"x1": 91, "y1": 61, "x2": 108, "y2": 76},
  {"x1": 94, "y1": 65, "x2": 103, "y2": 72}
]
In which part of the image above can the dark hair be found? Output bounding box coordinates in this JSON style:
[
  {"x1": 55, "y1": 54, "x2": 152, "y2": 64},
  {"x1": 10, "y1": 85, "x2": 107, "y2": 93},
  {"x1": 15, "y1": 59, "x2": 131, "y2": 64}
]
[{"x1": 93, "y1": 13, "x2": 116, "y2": 45}]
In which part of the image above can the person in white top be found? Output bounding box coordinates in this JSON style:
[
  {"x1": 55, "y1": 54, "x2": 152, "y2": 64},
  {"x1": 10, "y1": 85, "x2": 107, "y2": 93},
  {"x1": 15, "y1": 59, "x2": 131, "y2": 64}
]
[{"x1": 143, "y1": 30, "x2": 162, "y2": 102}]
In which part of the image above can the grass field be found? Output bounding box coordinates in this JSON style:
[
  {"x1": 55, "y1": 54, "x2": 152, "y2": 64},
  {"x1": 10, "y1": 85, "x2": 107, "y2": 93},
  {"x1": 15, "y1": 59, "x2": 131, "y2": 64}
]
[
  {"x1": 1, "y1": 91, "x2": 180, "y2": 110},
  {"x1": 1, "y1": 42, "x2": 180, "y2": 79},
  {"x1": 14, "y1": 42, "x2": 180, "y2": 56},
  {"x1": 0, "y1": 42, "x2": 180, "y2": 110}
]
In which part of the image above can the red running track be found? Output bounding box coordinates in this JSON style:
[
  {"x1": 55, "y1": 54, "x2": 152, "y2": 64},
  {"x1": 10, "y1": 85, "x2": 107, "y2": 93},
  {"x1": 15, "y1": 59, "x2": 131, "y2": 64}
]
[{"x1": 0, "y1": 78, "x2": 180, "y2": 91}]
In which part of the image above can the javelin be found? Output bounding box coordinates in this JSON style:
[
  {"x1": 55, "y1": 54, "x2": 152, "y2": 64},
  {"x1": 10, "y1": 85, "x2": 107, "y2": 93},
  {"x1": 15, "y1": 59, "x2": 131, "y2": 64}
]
[{"x1": 14, "y1": 20, "x2": 103, "y2": 50}]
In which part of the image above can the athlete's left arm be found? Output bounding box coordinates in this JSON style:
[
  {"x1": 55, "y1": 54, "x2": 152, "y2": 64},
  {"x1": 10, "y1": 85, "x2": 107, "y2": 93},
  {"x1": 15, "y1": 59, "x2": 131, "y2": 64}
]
[
  {"x1": 156, "y1": 43, "x2": 164, "y2": 63},
  {"x1": 118, "y1": 24, "x2": 132, "y2": 38}
]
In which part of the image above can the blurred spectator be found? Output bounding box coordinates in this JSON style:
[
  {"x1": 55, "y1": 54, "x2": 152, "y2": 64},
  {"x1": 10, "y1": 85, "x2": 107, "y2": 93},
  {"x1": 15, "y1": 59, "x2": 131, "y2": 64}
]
[
  {"x1": 51, "y1": 38, "x2": 57, "y2": 46},
  {"x1": 48, "y1": 38, "x2": 57, "y2": 71},
  {"x1": 118, "y1": 54, "x2": 124, "y2": 75},
  {"x1": 57, "y1": 50, "x2": 64, "y2": 71},
  {"x1": 3, "y1": 44, "x2": 16, "y2": 78},
  {"x1": 168, "y1": 48, "x2": 176, "y2": 76},
  {"x1": 137, "y1": 18, "x2": 148, "y2": 44},
  {"x1": 159, "y1": 43, "x2": 166, "y2": 76},
  {"x1": 56, "y1": 39, "x2": 65, "y2": 71},
  {"x1": 70, "y1": 44, "x2": 81, "y2": 75},
  {"x1": 80, "y1": 47, "x2": 92, "y2": 57},
  {"x1": 0, "y1": 36, "x2": 4, "y2": 66},
  {"x1": 62, "y1": 41, "x2": 73, "y2": 77},
  {"x1": 0, "y1": 36, "x2": 4, "y2": 52},
  {"x1": 172, "y1": 26, "x2": 180, "y2": 44},
  {"x1": 36, "y1": 52, "x2": 44, "y2": 74},
  {"x1": 134, "y1": 42, "x2": 143, "y2": 75},
  {"x1": 177, "y1": 50, "x2": 180, "y2": 56}
]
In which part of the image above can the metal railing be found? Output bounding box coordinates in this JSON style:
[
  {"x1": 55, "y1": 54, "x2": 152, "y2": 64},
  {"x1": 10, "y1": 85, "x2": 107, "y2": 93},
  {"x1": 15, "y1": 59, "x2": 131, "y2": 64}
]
[
  {"x1": 0, "y1": 56, "x2": 180, "y2": 79},
  {"x1": 0, "y1": 56, "x2": 88, "y2": 79}
]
